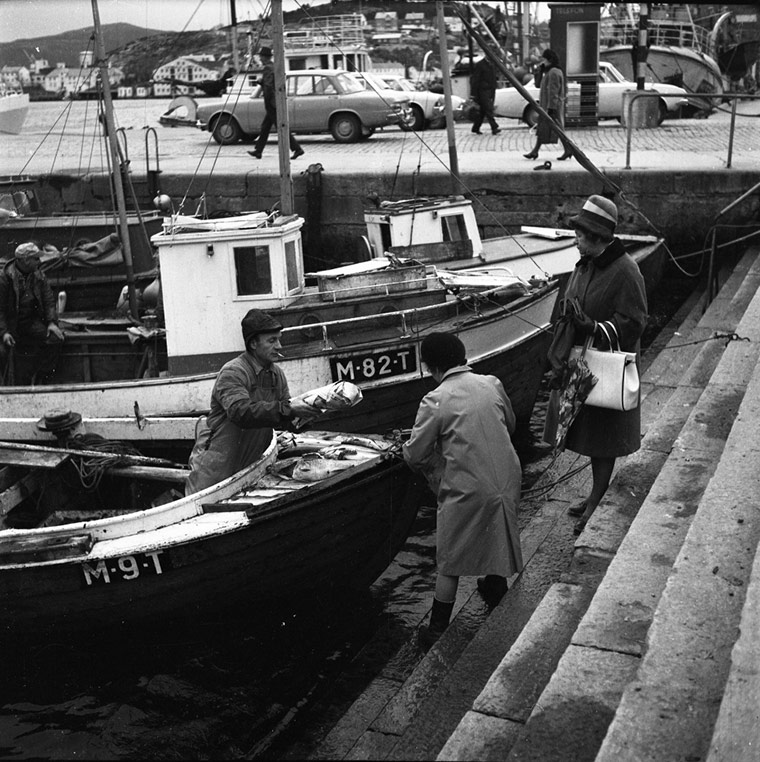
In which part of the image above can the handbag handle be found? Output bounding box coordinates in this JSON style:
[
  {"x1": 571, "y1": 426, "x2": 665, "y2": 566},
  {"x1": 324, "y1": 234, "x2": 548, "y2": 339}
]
[{"x1": 596, "y1": 322, "x2": 621, "y2": 352}]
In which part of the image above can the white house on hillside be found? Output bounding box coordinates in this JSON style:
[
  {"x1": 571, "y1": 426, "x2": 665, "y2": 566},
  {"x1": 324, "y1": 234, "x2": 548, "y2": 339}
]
[
  {"x1": 152, "y1": 56, "x2": 219, "y2": 97},
  {"x1": 0, "y1": 65, "x2": 30, "y2": 89}
]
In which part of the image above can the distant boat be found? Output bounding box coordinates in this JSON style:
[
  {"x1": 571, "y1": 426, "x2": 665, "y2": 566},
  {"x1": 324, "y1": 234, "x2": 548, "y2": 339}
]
[
  {"x1": 0, "y1": 87, "x2": 29, "y2": 135},
  {"x1": 600, "y1": 4, "x2": 726, "y2": 114}
]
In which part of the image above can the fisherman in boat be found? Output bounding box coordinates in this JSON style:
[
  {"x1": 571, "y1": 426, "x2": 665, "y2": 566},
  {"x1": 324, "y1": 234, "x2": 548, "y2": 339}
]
[
  {"x1": 185, "y1": 309, "x2": 315, "y2": 495},
  {"x1": 0, "y1": 242, "x2": 64, "y2": 385},
  {"x1": 402, "y1": 332, "x2": 524, "y2": 647}
]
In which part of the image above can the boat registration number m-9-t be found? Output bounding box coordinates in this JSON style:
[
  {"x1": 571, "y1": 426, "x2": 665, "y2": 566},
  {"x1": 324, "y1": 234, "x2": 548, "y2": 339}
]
[
  {"x1": 330, "y1": 346, "x2": 417, "y2": 383},
  {"x1": 80, "y1": 551, "x2": 169, "y2": 587}
]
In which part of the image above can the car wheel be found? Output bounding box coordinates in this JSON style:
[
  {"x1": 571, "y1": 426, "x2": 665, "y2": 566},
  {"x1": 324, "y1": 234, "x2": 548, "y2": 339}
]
[
  {"x1": 330, "y1": 113, "x2": 362, "y2": 143},
  {"x1": 211, "y1": 114, "x2": 243, "y2": 145},
  {"x1": 523, "y1": 105, "x2": 539, "y2": 127},
  {"x1": 408, "y1": 105, "x2": 426, "y2": 131}
]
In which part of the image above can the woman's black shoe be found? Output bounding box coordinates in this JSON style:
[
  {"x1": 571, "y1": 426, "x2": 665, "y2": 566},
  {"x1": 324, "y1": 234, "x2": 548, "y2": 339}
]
[
  {"x1": 523, "y1": 152, "x2": 538, "y2": 160},
  {"x1": 557, "y1": 152, "x2": 573, "y2": 161}
]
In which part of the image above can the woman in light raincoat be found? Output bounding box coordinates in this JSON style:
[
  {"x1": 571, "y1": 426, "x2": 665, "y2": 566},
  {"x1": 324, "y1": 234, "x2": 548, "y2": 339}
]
[{"x1": 403, "y1": 332, "x2": 523, "y2": 646}]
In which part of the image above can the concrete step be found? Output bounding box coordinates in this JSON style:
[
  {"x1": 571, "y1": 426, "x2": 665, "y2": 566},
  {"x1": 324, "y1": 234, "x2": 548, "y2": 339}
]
[
  {"x1": 438, "y1": 244, "x2": 760, "y2": 762},
  {"x1": 296, "y1": 248, "x2": 759, "y2": 761}
]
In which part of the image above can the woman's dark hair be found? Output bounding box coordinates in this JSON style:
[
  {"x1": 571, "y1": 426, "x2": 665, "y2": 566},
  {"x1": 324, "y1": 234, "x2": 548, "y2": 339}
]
[
  {"x1": 420, "y1": 332, "x2": 466, "y2": 372},
  {"x1": 541, "y1": 48, "x2": 561, "y2": 68}
]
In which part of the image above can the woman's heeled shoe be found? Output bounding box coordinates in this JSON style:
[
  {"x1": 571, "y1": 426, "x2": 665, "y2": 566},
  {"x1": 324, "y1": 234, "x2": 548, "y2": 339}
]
[
  {"x1": 523, "y1": 152, "x2": 538, "y2": 160},
  {"x1": 557, "y1": 152, "x2": 573, "y2": 161}
]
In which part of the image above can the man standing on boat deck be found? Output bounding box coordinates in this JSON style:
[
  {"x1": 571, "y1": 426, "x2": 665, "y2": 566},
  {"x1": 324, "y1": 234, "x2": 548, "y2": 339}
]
[
  {"x1": 247, "y1": 46, "x2": 304, "y2": 161},
  {"x1": 0, "y1": 242, "x2": 64, "y2": 385},
  {"x1": 185, "y1": 309, "x2": 314, "y2": 495}
]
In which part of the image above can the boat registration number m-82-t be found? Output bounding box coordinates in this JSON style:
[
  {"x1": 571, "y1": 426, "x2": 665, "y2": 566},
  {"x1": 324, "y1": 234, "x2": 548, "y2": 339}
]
[
  {"x1": 80, "y1": 551, "x2": 169, "y2": 587},
  {"x1": 330, "y1": 346, "x2": 417, "y2": 383}
]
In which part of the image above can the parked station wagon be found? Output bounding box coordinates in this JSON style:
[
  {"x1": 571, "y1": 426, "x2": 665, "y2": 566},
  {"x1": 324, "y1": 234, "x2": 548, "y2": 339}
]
[
  {"x1": 196, "y1": 69, "x2": 413, "y2": 145},
  {"x1": 493, "y1": 61, "x2": 689, "y2": 126}
]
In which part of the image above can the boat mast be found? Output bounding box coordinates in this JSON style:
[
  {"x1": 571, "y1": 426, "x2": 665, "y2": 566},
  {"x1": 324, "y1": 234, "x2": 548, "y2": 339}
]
[
  {"x1": 90, "y1": 0, "x2": 139, "y2": 319},
  {"x1": 271, "y1": 0, "x2": 294, "y2": 215}
]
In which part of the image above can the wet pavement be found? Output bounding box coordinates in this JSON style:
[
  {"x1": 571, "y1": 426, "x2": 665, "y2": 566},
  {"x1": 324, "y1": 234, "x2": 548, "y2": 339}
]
[{"x1": 1, "y1": 96, "x2": 757, "y2": 179}]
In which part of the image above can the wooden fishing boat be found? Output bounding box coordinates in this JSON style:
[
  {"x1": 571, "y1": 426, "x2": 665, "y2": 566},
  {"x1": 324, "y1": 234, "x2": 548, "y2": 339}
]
[
  {"x1": 362, "y1": 195, "x2": 667, "y2": 296},
  {"x1": 0, "y1": 218, "x2": 558, "y2": 437},
  {"x1": 0, "y1": 427, "x2": 422, "y2": 636}
]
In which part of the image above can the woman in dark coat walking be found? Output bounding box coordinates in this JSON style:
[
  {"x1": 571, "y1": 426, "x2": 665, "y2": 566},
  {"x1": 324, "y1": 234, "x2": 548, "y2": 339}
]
[
  {"x1": 524, "y1": 48, "x2": 572, "y2": 161},
  {"x1": 559, "y1": 195, "x2": 648, "y2": 533}
]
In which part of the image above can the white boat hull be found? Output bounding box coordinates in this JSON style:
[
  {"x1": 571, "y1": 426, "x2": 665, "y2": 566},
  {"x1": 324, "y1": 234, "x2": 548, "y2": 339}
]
[{"x1": 0, "y1": 92, "x2": 30, "y2": 134}]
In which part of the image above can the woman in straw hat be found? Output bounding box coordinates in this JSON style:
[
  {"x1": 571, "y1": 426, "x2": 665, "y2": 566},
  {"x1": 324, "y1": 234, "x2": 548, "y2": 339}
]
[{"x1": 559, "y1": 195, "x2": 648, "y2": 533}]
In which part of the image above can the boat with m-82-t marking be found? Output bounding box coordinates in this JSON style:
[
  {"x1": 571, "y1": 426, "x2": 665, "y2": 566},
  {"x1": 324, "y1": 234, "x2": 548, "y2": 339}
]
[{"x1": 196, "y1": 68, "x2": 413, "y2": 145}]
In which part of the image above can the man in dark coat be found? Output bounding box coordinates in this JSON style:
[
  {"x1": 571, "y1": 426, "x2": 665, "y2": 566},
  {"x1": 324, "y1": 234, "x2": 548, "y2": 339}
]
[
  {"x1": 247, "y1": 46, "x2": 304, "y2": 161},
  {"x1": 469, "y1": 55, "x2": 501, "y2": 135},
  {"x1": 0, "y1": 242, "x2": 64, "y2": 385},
  {"x1": 185, "y1": 309, "x2": 314, "y2": 495}
]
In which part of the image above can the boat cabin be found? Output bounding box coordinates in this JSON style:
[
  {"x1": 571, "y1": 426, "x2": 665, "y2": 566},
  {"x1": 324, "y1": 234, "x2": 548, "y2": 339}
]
[
  {"x1": 363, "y1": 195, "x2": 484, "y2": 262},
  {"x1": 152, "y1": 211, "x2": 444, "y2": 376},
  {"x1": 153, "y1": 212, "x2": 305, "y2": 373}
]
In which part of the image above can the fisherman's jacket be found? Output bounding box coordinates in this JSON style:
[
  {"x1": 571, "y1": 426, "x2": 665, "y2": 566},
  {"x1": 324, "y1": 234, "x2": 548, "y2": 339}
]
[{"x1": 0, "y1": 261, "x2": 57, "y2": 337}]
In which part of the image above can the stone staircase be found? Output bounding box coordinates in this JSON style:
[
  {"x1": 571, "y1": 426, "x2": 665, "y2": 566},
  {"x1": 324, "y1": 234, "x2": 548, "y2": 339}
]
[{"x1": 283, "y1": 245, "x2": 760, "y2": 762}]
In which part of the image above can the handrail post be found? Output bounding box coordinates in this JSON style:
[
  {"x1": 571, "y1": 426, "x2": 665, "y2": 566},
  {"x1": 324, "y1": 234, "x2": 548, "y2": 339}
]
[
  {"x1": 704, "y1": 226, "x2": 718, "y2": 311},
  {"x1": 727, "y1": 96, "x2": 737, "y2": 168},
  {"x1": 625, "y1": 95, "x2": 635, "y2": 169}
]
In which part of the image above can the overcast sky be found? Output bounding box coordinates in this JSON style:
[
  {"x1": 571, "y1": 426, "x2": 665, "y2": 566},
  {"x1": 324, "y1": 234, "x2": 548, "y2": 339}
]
[
  {"x1": 0, "y1": 0, "x2": 336, "y2": 42},
  {"x1": 0, "y1": 1, "x2": 549, "y2": 43}
]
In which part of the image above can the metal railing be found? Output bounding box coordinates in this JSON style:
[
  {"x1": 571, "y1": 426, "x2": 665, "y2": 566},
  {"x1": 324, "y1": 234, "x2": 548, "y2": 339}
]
[
  {"x1": 705, "y1": 178, "x2": 760, "y2": 306},
  {"x1": 625, "y1": 91, "x2": 759, "y2": 169}
]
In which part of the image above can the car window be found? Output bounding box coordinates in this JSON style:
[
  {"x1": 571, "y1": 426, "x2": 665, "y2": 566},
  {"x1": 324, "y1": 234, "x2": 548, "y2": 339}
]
[
  {"x1": 290, "y1": 75, "x2": 317, "y2": 96},
  {"x1": 336, "y1": 72, "x2": 365, "y2": 93},
  {"x1": 381, "y1": 79, "x2": 403, "y2": 91},
  {"x1": 314, "y1": 77, "x2": 337, "y2": 95}
]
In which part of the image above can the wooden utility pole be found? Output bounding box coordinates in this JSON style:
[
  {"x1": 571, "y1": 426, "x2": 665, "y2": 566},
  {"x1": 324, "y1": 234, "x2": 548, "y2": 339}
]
[
  {"x1": 271, "y1": 0, "x2": 294, "y2": 215},
  {"x1": 436, "y1": 2, "x2": 459, "y2": 188}
]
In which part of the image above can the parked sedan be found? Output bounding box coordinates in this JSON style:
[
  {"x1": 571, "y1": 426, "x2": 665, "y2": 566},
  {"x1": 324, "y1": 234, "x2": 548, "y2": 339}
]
[
  {"x1": 196, "y1": 69, "x2": 413, "y2": 145},
  {"x1": 493, "y1": 61, "x2": 689, "y2": 126},
  {"x1": 355, "y1": 72, "x2": 465, "y2": 130}
]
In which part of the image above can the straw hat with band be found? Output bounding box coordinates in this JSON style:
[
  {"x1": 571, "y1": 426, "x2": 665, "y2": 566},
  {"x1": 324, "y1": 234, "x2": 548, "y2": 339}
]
[{"x1": 570, "y1": 195, "x2": 618, "y2": 239}]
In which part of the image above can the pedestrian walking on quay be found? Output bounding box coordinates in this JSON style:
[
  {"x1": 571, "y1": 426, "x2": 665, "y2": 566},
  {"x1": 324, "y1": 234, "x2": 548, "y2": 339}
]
[
  {"x1": 469, "y1": 54, "x2": 501, "y2": 135},
  {"x1": 247, "y1": 46, "x2": 304, "y2": 161},
  {"x1": 524, "y1": 48, "x2": 572, "y2": 161},
  {"x1": 548, "y1": 195, "x2": 648, "y2": 534},
  {"x1": 403, "y1": 332, "x2": 523, "y2": 647}
]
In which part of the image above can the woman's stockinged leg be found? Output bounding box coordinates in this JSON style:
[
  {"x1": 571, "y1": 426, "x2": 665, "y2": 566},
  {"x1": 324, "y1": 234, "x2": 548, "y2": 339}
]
[
  {"x1": 435, "y1": 573, "x2": 458, "y2": 603},
  {"x1": 588, "y1": 456, "x2": 616, "y2": 511},
  {"x1": 524, "y1": 139, "x2": 541, "y2": 159}
]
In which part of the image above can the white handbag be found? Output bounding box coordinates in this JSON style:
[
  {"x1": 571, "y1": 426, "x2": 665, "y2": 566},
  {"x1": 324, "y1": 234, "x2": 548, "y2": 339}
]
[{"x1": 569, "y1": 323, "x2": 639, "y2": 411}]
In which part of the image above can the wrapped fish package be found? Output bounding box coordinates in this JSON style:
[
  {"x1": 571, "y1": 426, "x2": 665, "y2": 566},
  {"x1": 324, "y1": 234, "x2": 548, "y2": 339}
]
[{"x1": 290, "y1": 381, "x2": 363, "y2": 428}]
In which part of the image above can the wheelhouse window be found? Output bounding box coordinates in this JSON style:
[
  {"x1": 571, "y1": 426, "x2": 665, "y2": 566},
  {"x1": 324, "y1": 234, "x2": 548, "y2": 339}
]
[
  {"x1": 441, "y1": 213, "x2": 468, "y2": 242},
  {"x1": 285, "y1": 239, "x2": 301, "y2": 291},
  {"x1": 234, "y1": 245, "x2": 272, "y2": 295}
]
